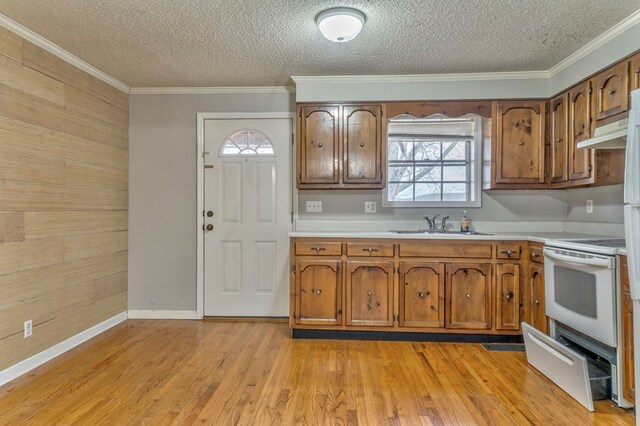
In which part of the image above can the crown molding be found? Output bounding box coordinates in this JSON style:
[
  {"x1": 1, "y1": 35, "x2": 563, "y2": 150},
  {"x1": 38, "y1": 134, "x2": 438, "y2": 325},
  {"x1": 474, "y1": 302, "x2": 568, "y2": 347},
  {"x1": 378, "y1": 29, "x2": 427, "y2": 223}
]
[
  {"x1": 292, "y1": 71, "x2": 550, "y2": 85},
  {"x1": 548, "y1": 8, "x2": 640, "y2": 78},
  {"x1": 0, "y1": 13, "x2": 130, "y2": 93},
  {"x1": 129, "y1": 86, "x2": 295, "y2": 95}
]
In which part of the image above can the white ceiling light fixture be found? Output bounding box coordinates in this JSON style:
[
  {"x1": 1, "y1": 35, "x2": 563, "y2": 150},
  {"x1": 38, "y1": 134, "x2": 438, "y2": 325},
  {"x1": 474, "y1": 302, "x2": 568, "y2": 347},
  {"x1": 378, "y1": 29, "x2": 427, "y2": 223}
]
[{"x1": 316, "y1": 7, "x2": 366, "y2": 43}]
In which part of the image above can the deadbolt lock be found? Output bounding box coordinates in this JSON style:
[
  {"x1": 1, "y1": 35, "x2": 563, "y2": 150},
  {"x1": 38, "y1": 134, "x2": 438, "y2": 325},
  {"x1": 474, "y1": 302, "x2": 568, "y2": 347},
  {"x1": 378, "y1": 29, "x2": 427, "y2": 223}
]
[
  {"x1": 207, "y1": 211, "x2": 214, "y2": 217},
  {"x1": 206, "y1": 224, "x2": 214, "y2": 231}
]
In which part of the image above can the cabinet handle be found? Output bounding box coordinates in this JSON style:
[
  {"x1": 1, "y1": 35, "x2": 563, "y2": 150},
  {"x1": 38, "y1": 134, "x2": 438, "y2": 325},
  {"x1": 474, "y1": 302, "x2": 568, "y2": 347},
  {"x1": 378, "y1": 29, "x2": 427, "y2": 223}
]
[
  {"x1": 311, "y1": 247, "x2": 326, "y2": 252},
  {"x1": 314, "y1": 289, "x2": 322, "y2": 295},
  {"x1": 362, "y1": 247, "x2": 379, "y2": 253},
  {"x1": 466, "y1": 294, "x2": 471, "y2": 299},
  {"x1": 500, "y1": 250, "x2": 515, "y2": 256},
  {"x1": 367, "y1": 291, "x2": 373, "y2": 296},
  {"x1": 505, "y1": 292, "x2": 513, "y2": 301},
  {"x1": 609, "y1": 89, "x2": 617, "y2": 95},
  {"x1": 575, "y1": 130, "x2": 583, "y2": 137},
  {"x1": 418, "y1": 291, "x2": 428, "y2": 299},
  {"x1": 635, "y1": 68, "x2": 640, "y2": 74},
  {"x1": 518, "y1": 140, "x2": 525, "y2": 146},
  {"x1": 555, "y1": 138, "x2": 562, "y2": 144},
  {"x1": 359, "y1": 142, "x2": 365, "y2": 147},
  {"x1": 531, "y1": 252, "x2": 540, "y2": 258},
  {"x1": 317, "y1": 143, "x2": 323, "y2": 148}
]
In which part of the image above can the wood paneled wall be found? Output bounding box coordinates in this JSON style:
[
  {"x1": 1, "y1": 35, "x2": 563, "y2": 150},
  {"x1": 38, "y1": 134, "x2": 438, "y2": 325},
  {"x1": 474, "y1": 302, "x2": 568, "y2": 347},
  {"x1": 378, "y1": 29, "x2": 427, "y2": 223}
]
[{"x1": 0, "y1": 26, "x2": 128, "y2": 370}]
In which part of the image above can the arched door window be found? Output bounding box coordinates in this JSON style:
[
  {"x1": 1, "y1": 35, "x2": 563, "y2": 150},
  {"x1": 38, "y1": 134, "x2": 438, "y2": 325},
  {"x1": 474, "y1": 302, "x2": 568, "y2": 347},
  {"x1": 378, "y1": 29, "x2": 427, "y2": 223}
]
[{"x1": 220, "y1": 130, "x2": 274, "y2": 156}]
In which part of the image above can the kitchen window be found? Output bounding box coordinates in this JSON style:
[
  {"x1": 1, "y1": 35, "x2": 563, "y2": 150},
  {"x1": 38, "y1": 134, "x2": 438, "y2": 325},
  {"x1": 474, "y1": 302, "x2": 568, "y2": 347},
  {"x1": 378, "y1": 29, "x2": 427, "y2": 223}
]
[{"x1": 383, "y1": 116, "x2": 482, "y2": 207}]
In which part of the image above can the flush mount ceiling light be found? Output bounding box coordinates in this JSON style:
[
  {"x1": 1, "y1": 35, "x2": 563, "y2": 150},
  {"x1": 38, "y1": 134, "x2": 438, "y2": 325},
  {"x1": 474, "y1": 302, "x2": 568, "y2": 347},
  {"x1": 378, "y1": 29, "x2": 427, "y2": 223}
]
[{"x1": 316, "y1": 8, "x2": 366, "y2": 43}]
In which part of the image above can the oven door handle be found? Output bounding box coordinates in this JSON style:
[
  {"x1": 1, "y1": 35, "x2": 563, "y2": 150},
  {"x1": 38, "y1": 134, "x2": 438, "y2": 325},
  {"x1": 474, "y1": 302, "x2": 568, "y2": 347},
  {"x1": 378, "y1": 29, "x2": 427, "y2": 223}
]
[{"x1": 543, "y1": 248, "x2": 612, "y2": 268}]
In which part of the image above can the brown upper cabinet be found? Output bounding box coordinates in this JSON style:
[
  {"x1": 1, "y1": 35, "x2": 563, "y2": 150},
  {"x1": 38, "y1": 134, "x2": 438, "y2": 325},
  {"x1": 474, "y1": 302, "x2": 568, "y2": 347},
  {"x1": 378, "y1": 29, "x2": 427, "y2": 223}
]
[
  {"x1": 487, "y1": 100, "x2": 547, "y2": 189},
  {"x1": 632, "y1": 52, "x2": 640, "y2": 91},
  {"x1": 568, "y1": 80, "x2": 594, "y2": 183},
  {"x1": 550, "y1": 94, "x2": 569, "y2": 184},
  {"x1": 297, "y1": 103, "x2": 384, "y2": 189},
  {"x1": 593, "y1": 61, "x2": 630, "y2": 121}
]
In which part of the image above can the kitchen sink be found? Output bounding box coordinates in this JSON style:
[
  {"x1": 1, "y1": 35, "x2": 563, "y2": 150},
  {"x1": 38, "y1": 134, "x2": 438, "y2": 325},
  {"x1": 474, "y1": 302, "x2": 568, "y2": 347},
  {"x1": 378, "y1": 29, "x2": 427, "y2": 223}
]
[{"x1": 391, "y1": 230, "x2": 493, "y2": 236}]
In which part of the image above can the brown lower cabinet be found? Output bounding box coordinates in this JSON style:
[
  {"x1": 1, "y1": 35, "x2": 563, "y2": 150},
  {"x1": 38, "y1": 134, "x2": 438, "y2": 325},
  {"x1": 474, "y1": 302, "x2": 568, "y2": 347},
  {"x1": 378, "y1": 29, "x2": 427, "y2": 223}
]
[
  {"x1": 291, "y1": 238, "x2": 529, "y2": 336},
  {"x1": 620, "y1": 255, "x2": 635, "y2": 403},
  {"x1": 345, "y1": 260, "x2": 394, "y2": 327},
  {"x1": 527, "y1": 242, "x2": 548, "y2": 334}
]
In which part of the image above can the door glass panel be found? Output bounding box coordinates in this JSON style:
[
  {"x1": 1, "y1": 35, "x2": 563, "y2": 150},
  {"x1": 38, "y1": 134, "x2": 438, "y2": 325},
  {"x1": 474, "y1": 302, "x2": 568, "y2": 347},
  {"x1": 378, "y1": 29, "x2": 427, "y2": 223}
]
[
  {"x1": 554, "y1": 266, "x2": 597, "y2": 318},
  {"x1": 221, "y1": 130, "x2": 274, "y2": 156}
]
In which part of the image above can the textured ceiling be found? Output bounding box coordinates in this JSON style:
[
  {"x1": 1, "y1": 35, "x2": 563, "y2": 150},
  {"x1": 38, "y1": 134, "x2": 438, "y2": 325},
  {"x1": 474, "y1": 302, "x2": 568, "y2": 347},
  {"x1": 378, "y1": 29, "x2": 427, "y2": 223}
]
[{"x1": 1, "y1": 0, "x2": 639, "y2": 87}]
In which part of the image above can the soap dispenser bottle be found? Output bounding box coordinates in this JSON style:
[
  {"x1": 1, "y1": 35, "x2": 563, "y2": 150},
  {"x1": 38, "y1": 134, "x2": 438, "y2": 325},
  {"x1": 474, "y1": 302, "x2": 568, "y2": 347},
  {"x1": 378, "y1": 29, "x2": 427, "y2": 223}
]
[{"x1": 460, "y1": 211, "x2": 470, "y2": 232}]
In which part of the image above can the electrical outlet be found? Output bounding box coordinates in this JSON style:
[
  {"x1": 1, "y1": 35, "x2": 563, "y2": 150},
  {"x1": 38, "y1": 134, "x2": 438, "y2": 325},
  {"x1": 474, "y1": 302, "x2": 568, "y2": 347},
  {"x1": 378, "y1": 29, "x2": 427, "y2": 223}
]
[
  {"x1": 586, "y1": 199, "x2": 594, "y2": 214},
  {"x1": 364, "y1": 201, "x2": 377, "y2": 213},
  {"x1": 24, "y1": 320, "x2": 32, "y2": 338},
  {"x1": 306, "y1": 201, "x2": 322, "y2": 213}
]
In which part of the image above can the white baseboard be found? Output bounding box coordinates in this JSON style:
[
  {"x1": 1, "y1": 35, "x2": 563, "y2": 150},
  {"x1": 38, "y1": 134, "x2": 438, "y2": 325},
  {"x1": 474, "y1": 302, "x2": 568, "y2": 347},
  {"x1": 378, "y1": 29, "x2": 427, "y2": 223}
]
[
  {"x1": 127, "y1": 310, "x2": 201, "y2": 320},
  {"x1": 0, "y1": 311, "x2": 127, "y2": 387}
]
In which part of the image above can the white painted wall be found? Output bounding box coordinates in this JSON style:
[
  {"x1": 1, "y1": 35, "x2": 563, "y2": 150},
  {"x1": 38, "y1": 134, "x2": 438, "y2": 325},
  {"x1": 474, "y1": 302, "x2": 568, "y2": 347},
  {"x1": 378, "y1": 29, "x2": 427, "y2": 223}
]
[{"x1": 128, "y1": 92, "x2": 295, "y2": 311}]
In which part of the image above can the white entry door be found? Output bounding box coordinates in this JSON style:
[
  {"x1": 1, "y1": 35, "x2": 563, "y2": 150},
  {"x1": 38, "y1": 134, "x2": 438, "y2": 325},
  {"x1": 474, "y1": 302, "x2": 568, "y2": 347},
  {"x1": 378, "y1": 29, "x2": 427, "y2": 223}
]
[{"x1": 203, "y1": 117, "x2": 292, "y2": 316}]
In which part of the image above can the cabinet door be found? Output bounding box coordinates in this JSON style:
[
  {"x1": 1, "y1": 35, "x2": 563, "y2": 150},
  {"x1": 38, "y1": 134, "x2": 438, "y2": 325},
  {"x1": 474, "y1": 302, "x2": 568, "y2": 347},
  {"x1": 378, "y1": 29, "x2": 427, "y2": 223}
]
[
  {"x1": 298, "y1": 105, "x2": 340, "y2": 184},
  {"x1": 342, "y1": 105, "x2": 383, "y2": 184},
  {"x1": 493, "y1": 101, "x2": 546, "y2": 185},
  {"x1": 621, "y1": 256, "x2": 635, "y2": 402},
  {"x1": 632, "y1": 52, "x2": 640, "y2": 91},
  {"x1": 398, "y1": 262, "x2": 445, "y2": 328},
  {"x1": 529, "y1": 263, "x2": 547, "y2": 334},
  {"x1": 446, "y1": 263, "x2": 492, "y2": 329},
  {"x1": 550, "y1": 94, "x2": 569, "y2": 184},
  {"x1": 568, "y1": 81, "x2": 593, "y2": 182},
  {"x1": 594, "y1": 61, "x2": 630, "y2": 120},
  {"x1": 294, "y1": 260, "x2": 342, "y2": 325},
  {"x1": 346, "y1": 260, "x2": 394, "y2": 327},
  {"x1": 496, "y1": 263, "x2": 520, "y2": 331}
]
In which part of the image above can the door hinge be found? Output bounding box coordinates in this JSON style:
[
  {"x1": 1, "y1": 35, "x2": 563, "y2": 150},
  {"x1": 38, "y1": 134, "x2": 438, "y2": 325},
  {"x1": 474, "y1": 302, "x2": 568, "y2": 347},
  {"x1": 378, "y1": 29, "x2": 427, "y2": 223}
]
[
  {"x1": 291, "y1": 265, "x2": 296, "y2": 273},
  {"x1": 291, "y1": 134, "x2": 295, "y2": 146},
  {"x1": 291, "y1": 210, "x2": 294, "y2": 225},
  {"x1": 396, "y1": 266, "x2": 400, "y2": 273},
  {"x1": 588, "y1": 164, "x2": 593, "y2": 172}
]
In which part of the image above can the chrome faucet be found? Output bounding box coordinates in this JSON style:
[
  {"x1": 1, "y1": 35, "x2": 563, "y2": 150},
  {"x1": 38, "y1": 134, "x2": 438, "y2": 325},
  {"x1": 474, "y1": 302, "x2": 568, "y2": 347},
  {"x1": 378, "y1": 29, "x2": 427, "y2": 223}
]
[
  {"x1": 423, "y1": 214, "x2": 440, "y2": 231},
  {"x1": 441, "y1": 215, "x2": 450, "y2": 232}
]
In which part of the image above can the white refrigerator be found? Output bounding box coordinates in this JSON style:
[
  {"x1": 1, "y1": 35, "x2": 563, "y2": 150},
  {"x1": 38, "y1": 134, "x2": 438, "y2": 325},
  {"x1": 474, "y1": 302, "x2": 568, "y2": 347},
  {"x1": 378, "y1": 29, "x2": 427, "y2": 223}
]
[{"x1": 627, "y1": 89, "x2": 640, "y2": 419}]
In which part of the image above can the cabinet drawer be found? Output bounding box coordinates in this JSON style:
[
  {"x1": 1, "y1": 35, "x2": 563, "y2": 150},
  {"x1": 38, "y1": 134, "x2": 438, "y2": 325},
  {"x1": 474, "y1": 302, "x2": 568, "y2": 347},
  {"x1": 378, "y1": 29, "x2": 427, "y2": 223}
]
[
  {"x1": 346, "y1": 242, "x2": 394, "y2": 257},
  {"x1": 529, "y1": 243, "x2": 544, "y2": 264},
  {"x1": 497, "y1": 244, "x2": 521, "y2": 260},
  {"x1": 295, "y1": 242, "x2": 342, "y2": 256},
  {"x1": 399, "y1": 243, "x2": 492, "y2": 259}
]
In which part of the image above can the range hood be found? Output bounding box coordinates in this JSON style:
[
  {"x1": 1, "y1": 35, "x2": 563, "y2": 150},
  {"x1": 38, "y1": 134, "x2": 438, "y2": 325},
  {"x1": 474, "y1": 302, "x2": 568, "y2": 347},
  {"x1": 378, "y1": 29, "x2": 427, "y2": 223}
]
[{"x1": 577, "y1": 118, "x2": 627, "y2": 149}]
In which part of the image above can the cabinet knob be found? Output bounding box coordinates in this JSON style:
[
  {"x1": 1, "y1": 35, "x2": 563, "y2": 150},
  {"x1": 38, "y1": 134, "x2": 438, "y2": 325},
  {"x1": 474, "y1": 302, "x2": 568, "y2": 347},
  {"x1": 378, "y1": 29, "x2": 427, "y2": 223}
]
[
  {"x1": 466, "y1": 294, "x2": 471, "y2": 299},
  {"x1": 575, "y1": 130, "x2": 583, "y2": 137},
  {"x1": 359, "y1": 142, "x2": 365, "y2": 147},
  {"x1": 535, "y1": 300, "x2": 540, "y2": 305},
  {"x1": 635, "y1": 68, "x2": 640, "y2": 74},
  {"x1": 418, "y1": 292, "x2": 426, "y2": 299},
  {"x1": 555, "y1": 138, "x2": 562, "y2": 144},
  {"x1": 315, "y1": 289, "x2": 322, "y2": 295},
  {"x1": 609, "y1": 89, "x2": 617, "y2": 95},
  {"x1": 367, "y1": 291, "x2": 373, "y2": 296},
  {"x1": 317, "y1": 143, "x2": 323, "y2": 148},
  {"x1": 531, "y1": 252, "x2": 540, "y2": 258},
  {"x1": 505, "y1": 292, "x2": 513, "y2": 301},
  {"x1": 518, "y1": 140, "x2": 525, "y2": 146}
]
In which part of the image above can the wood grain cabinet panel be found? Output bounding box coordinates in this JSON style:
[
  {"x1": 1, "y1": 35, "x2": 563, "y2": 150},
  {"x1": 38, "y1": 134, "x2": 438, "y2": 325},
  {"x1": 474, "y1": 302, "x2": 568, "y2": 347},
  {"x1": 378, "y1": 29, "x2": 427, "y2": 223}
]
[
  {"x1": 496, "y1": 263, "x2": 520, "y2": 331},
  {"x1": 620, "y1": 256, "x2": 635, "y2": 402},
  {"x1": 632, "y1": 52, "x2": 640, "y2": 91},
  {"x1": 294, "y1": 260, "x2": 342, "y2": 325},
  {"x1": 594, "y1": 61, "x2": 630, "y2": 121},
  {"x1": 398, "y1": 262, "x2": 445, "y2": 328},
  {"x1": 492, "y1": 101, "x2": 546, "y2": 187},
  {"x1": 529, "y1": 263, "x2": 547, "y2": 334},
  {"x1": 568, "y1": 80, "x2": 594, "y2": 182},
  {"x1": 297, "y1": 103, "x2": 385, "y2": 189},
  {"x1": 446, "y1": 263, "x2": 492, "y2": 330},
  {"x1": 298, "y1": 105, "x2": 340, "y2": 184},
  {"x1": 346, "y1": 260, "x2": 394, "y2": 327},
  {"x1": 342, "y1": 105, "x2": 383, "y2": 184},
  {"x1": 550, "y1": 93, "x2": 569, "y2": 184}
]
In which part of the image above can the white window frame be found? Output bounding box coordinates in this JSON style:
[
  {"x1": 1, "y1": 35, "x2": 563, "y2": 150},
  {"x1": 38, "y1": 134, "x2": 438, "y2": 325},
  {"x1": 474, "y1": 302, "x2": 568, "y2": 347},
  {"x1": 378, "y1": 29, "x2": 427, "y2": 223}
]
[{"x1": 382, "y1": 116, "x2": 482, "y2": 208}]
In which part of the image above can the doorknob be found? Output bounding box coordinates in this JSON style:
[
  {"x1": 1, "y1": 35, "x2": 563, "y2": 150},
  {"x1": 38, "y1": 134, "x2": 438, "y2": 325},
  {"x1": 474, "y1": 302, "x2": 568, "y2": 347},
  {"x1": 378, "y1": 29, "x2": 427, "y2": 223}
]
[
  {"x1": 206, "y1": 211, "x2": 214, "y2": 217},
  {"x1": 206, "y1": 224, "x2": 214, "y2": 231}
]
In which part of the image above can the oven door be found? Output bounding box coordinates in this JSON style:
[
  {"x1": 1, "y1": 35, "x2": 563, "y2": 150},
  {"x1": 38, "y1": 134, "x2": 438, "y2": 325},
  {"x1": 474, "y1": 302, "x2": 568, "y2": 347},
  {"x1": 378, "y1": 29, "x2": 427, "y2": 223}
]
[{"x1": 544, "y1": 247, "x2": 617, "y2": 347}]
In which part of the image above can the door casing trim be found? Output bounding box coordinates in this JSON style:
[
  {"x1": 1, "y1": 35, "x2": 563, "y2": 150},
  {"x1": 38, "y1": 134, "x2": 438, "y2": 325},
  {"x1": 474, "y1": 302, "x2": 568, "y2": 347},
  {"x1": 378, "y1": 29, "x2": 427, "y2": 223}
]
[{"x1": 196, "y1": 112, "x2": 295, "y2": 318}]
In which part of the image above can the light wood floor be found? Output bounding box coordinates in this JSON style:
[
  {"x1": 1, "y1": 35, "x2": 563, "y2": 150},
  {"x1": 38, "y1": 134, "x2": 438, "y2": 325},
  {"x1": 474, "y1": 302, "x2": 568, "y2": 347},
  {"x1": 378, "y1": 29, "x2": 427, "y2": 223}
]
[{"x1": 0, "y1": 320, "x2": 634, "y2": 425}]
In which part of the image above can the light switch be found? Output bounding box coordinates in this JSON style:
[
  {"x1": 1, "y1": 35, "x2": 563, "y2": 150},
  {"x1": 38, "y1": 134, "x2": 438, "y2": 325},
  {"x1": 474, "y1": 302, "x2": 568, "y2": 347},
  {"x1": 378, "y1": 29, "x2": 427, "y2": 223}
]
[{"x1": 306, "y1": 201, "x2": 322, "y2": 213}]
